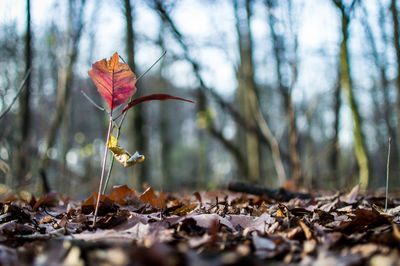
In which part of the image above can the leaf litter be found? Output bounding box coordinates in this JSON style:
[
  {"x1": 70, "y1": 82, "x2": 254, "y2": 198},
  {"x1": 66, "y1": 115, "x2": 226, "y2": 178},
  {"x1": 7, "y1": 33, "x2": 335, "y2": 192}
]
[{"x1": 0, "y1": 184, "x2": 399, "y2": 265}]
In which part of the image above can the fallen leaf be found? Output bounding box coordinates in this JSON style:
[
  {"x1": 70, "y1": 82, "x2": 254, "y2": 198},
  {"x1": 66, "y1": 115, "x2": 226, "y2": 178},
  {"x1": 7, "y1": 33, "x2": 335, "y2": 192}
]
[
  {"x1": 33, "y1": 191, "x2": 58, "y2": 211},
  {"x1": 39, "y1": 216, "x2": 53, "y2": 224},
  {"x1": 112, "y1": 184, "x2": 138, "y2": 205},
  {"x1": 140, "y1": 187, "x2": 166, "y2": 210},
  {"x1": 81, "y1": 193, "x2": 117, "y2": 216},
  {"x1": 299, "y1": 220, "x2": 313, "y2": 240},
  {"x1": 340, "y1": 183, "x2": 360, "y2": 204},
  {"x1": 172, "y1": 203, "x2": 198, "y2": 216},
  {"x1": 336, "y1": 208, "x2": 389, "y2": 233}
]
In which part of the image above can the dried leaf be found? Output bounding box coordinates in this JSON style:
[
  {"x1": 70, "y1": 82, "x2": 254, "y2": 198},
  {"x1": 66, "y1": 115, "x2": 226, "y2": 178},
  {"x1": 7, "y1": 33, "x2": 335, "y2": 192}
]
[
  {"x1": 336, "y1": 208, "x2": 389, "y2": 233},
  {"x1": 39, "y1": 216, "x2": 53, "y2": 225},
  {"x1": 81, "y1": 192, "x2": 117, "y2": 216},
  {"x1": 172, "y1": 203, "x2": 198, "y2": 216},
  {"x1": 340, "y1": 183, "x2": 360, "y2": 203},
  {"x1": 32, "y1": 192, "x2": 58, "y2": 211},
  {"x1": 140, "y1": 187, "x2": 166, "y2": 210},
  {"x1": 107, "y1": 134, "x2": 145, "y2": 167},
  {"x1": 299, "y1": 220, "x2": 313, "y2": 240},
  {"x1": 112, "y1": 184, "x2": 138, "y2": 205}
]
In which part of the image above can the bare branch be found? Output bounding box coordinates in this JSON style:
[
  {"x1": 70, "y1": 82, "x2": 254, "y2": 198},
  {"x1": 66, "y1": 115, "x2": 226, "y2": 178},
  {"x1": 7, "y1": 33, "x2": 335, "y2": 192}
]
[
  {"x1": 80, "y1": 90, "x2": 105, "y2": 111},
  {"x1": 0, "y1": 68, "x2": 32, "y2": 121},
  {"x1": 136, "y1": 50, "x2": 166, "y2": 82}
]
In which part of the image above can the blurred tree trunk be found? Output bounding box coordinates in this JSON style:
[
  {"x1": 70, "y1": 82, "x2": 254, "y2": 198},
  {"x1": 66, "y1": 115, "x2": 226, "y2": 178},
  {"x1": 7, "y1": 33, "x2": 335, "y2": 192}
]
[
  {"x1": 363, "y1": 4, "x2": 397, "y2": 172},
  {"x1": 266, "y1": 0, "x2": 302, "y2": 184},
  {"x1": 390, "y1": 0, "x2": 400, "y2": 165},
  {"x1": 124, "y1": 0, "x2": 148, "y2": 189},
  {"x1": 15, "y1": 0, "x2": 32, "y2": 189},
  {"x1": 38, "y1": 0, "x2": 86, "y2": 193},
  {"x1": 154, "y1": 0, "x2": 285, "y2": 185},
  {"x1": 330, "y1": 77, "x2": 341, "y2": 188},
  {"x1": 234, "y1": 0, "x2": 260, "y2": 183},
  {"x1": 334, "y1": 0, "x2": 370, "y2": 189}
]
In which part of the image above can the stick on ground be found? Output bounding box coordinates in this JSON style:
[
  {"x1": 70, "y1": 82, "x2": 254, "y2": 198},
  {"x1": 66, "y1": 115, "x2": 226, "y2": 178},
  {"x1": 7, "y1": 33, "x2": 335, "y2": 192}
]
[{"x1": 227, "y1": 181, "x2": 311, "y2": 201}]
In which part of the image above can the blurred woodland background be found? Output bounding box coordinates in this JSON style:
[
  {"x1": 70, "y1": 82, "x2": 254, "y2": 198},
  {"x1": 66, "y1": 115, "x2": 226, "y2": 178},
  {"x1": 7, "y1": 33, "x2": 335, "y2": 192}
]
[{"x1": 0, "y1": 0, "x2": 399, "y2": 197}]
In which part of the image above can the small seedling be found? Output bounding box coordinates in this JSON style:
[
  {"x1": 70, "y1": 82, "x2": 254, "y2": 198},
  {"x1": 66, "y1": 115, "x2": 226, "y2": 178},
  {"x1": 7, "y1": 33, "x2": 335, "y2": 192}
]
[
  {"x1": 385, "y1": 137, "x2": 391, "y2": 212},
  {"x1": 87, "y1": 52, "x2": 193, "y2": 226}
]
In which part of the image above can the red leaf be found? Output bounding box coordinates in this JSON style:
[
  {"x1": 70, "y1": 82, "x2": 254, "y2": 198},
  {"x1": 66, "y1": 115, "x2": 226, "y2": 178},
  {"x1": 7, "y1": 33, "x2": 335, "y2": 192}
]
[
  {"x1": 88, "y1": 52, "x2": 136, "y2": 111},
  {"x1": 122, "y1": 94, "x2": 194, "y2": 114}
]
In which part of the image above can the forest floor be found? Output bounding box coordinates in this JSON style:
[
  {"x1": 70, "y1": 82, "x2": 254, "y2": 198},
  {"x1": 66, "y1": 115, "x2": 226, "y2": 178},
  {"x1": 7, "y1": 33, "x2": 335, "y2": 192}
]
[{"x1": 0, "y1": 183, "x2": 399, "y2": 265}]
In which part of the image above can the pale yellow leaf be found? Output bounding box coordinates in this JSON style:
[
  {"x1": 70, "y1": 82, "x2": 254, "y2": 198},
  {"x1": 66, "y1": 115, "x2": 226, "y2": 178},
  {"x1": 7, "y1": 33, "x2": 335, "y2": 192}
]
[{"x1": 107, "y1": 134, "x2": 145, "y2": 167}]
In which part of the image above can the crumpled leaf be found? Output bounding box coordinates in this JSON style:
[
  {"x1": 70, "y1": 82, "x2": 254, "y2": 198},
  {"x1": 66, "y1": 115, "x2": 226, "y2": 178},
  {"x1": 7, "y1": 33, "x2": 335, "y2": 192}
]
[
  {"x1": 107, "y1": 134, "x2": 145, "y2": 167},
  {"x1": 88, "y1": 52, "x2": 136, "y2": 111}
]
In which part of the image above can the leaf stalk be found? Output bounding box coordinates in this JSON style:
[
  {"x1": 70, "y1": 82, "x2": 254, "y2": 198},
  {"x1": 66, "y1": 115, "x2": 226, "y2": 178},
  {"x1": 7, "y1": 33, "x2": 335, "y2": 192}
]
[{"x1": 93, "y1": 115, "x2": 113, "y2": 226}]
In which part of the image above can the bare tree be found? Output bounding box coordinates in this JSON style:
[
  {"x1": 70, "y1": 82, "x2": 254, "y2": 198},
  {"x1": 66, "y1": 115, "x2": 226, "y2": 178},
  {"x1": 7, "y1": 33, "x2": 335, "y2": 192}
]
[
  {"x1": 234, "y1": 0, "x2": 261, "y2": 182},
  {"x1": 390, "y1": 0, "x2": 400, "y2": 166},
  {"x1": 122, "y1": 0, "x2": 150, "y2": 188},
  {"x1": 333, "y1": 0, "x2": 370, "y2": 189},
  {"x1": 14, "y1": 0, "x2": 33, "y2": 189},
  {"x1": 361, "y1": 3, "x2": 397, "y2": 176},
  {"x1": 265, "y1": 0, "x2": 302, "y2": 184},
  {"x1": 153, "y1": 0, "x2": 286, "y2": 185},
  {"x1": 330, "y1": 76, "x2": 341, "y2": 188},
  {"x1": 38, "y1": 0, "x2": 86, "y2": 193}
]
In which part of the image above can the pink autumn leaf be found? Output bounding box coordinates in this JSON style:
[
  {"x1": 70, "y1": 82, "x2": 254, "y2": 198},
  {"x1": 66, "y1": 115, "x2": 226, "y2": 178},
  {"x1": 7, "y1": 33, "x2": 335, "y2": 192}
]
[{"x1": 88, "y1": 52, "x2": 136, "y2": 111}]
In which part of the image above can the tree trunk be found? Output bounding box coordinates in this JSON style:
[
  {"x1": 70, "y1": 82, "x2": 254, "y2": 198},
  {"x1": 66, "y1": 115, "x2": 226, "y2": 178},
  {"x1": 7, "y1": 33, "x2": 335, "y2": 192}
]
[
  {"x1": 38, "y1": 0, "x2": 85, "y2": 193},
  {"x1": 334, "y1": 1, "x2": 370, "y2": 189},
  {"x1": 362, "y1": 4, "x2": 397, "y2": 176},
  {"x1": 266, "y1": 0, "x2": 302, "y2": 184},
  {"x1": 124, "y1": 0, "x2": 148, "y2": 189},
  {"x1": 390, "y1": 0, "x2": 400, "y2": 166},
  {"x1": 15, "y1": 0, "x2": 32, "y2": 189},
  {"x1": 330, "y1": 78, "x2": 341, "y2": 188},
  {"x1": 154, "y1": 0, "x2": 285, "y2": 185},
  {"x1": 234, "y1": 0, "x2": 260, "y2": 183}
]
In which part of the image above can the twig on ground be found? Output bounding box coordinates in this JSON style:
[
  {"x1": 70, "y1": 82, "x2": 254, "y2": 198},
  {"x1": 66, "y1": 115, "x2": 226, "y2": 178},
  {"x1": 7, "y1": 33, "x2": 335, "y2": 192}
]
[{"x1": 227, "y1": 181, "x2": 311, "y2": 201}]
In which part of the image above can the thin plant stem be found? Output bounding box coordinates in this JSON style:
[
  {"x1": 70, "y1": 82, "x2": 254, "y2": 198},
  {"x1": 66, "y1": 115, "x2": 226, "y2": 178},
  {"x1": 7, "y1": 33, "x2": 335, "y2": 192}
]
[
  {"x1": 385, "y1": 137, "x2": 391, "y2": 212},
  {"x1": 93, "y1": 116, "x2": 113, "y2": 226},
  {"x1": 102, "y1": 51, "x2": 166, "y2": 194},
  {"x1": 102, "y1": 125, "x2": 120, "y2": 194}
]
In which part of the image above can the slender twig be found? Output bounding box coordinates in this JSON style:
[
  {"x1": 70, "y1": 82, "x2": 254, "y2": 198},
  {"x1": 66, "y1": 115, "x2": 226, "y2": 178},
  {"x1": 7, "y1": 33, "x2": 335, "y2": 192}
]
[
  {"x1": 136, "y1": 50, "x2": 166, "y2": 82},
  {"x1": 385, "y1": 137, "x2": 391, "y2": 212},
  {"x1": 0, "y1": 69, "x2": 32, "y2": 120},
  {"x1": 93, "y1": 116, "x2": 113, "y2": 226},
  {"x1": 80, "y1": 90, "x2": 105, "y2": 111}
]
